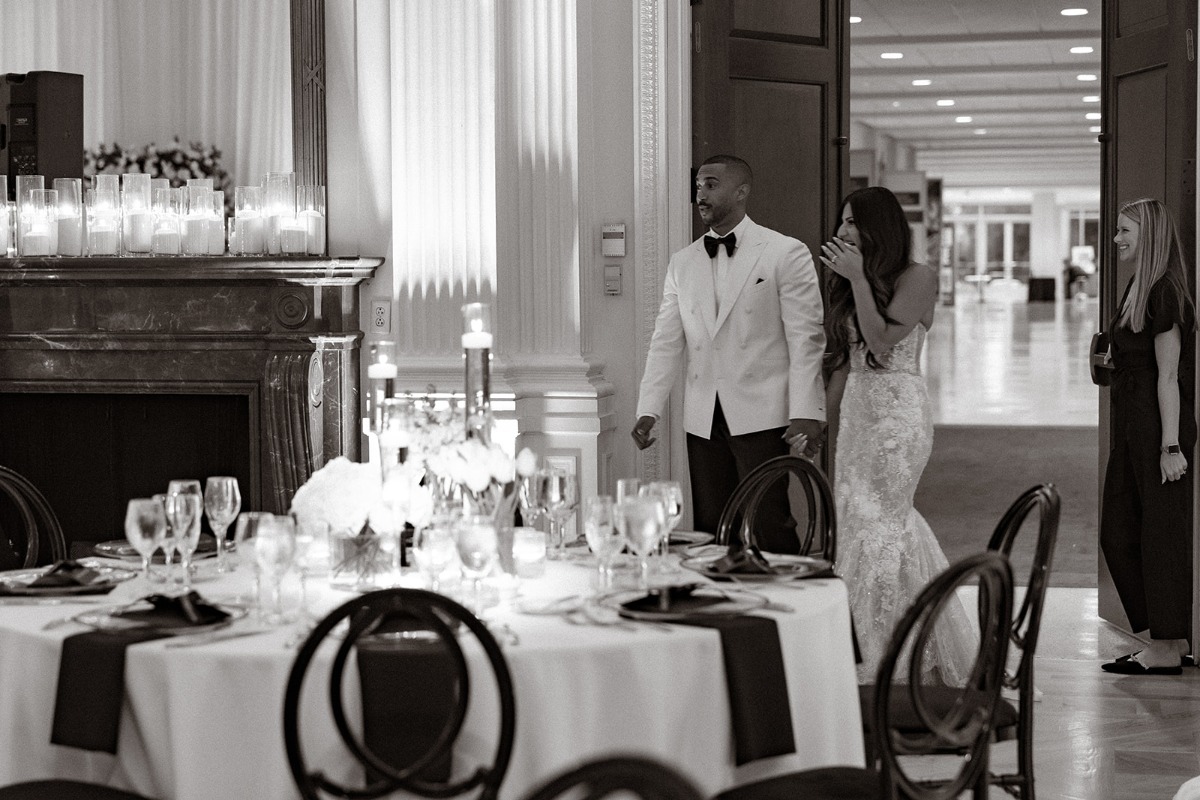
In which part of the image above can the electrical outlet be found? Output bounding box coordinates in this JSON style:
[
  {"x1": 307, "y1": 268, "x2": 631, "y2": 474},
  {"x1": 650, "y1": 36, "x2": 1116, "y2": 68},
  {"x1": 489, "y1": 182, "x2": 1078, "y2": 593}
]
[{"x1": 371, "y1": 300, "x2": 391, "y2": 333}]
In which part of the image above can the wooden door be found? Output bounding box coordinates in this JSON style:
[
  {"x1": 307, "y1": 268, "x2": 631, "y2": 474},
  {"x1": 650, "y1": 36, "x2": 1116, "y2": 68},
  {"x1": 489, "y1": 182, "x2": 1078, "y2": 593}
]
[
  {"x1": 691, "y1": 0, "x2": 848, "y2": 251},
  {"x1": 1099, "y1": 0, "x2": 1198, "y2": 638}
]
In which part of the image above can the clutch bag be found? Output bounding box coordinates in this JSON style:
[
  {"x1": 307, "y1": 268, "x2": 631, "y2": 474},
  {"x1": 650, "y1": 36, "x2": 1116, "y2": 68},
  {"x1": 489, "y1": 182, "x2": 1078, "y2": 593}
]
[{"x1": 1090, "y1": 331, "x2": 1113, "y2": 387}]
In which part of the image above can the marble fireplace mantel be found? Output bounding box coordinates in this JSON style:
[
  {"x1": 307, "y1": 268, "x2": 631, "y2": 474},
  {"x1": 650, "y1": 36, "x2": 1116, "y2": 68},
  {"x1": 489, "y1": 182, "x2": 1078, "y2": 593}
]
[{"x1": 0, "y1": 256, "x2": 381, "y2": 514}]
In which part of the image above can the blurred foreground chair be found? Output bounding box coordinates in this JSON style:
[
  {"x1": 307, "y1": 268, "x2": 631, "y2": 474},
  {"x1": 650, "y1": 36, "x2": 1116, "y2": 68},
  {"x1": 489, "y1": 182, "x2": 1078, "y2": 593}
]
[
  {"x1": 713, "y1": 551, "x2": 1013, "y2": 800},
  {"x1": 715, "y1": 455, "x2": 836, "y2": 562},
  {"x1": 858, "y1": 483, "x2": 1059, "y2": 799},
  {"x1": 521, "y1": 757, "x2": 704, "y2": 800},
  {"x1": 0, "y1": 466, "x2": 67, "y2": 568},
  {"x1": 284, "y1": 588, "x2": 516, "y2": 800}
]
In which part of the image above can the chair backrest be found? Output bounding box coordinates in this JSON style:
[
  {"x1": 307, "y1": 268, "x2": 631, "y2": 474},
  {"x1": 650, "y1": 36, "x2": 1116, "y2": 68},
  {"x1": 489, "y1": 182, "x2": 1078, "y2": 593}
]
[
  {"x1": 715, "y1": 455, "x2": 836, "y2": 562},
  {"x1": 0, "y1": 466, "x2": 68, "y2": 568},
  {"x1": 987, "y1": 484, "x2": 1059, "y2": 704},
  {"x1": 873, "y1": 551, "x2": 1014, "y2": 800},
  {"x1": 284, "y1": 588, "x2": 516, "y2": 800},
  {"x1": 520, "y1": 757, "x2": 704, "y2": 800}
]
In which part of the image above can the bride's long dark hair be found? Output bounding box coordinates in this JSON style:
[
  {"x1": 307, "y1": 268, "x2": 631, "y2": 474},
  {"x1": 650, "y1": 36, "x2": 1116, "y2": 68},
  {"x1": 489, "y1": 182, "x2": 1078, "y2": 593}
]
[{"x1": 823, "y1": 187, "x2": 912, "y2": 372}]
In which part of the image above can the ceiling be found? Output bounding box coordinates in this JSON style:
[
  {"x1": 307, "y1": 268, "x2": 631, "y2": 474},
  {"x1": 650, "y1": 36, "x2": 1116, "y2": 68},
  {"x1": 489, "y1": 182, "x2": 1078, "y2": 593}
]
[{"x1": 849, "y1": 0, "x2": 1102, "y2": 190}]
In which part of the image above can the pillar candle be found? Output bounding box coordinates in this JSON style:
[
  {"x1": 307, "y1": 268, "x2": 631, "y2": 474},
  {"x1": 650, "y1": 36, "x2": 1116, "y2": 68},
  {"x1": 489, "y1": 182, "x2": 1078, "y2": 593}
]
[
  {"x1": 183, "y1": 217, "x2": 208, "y2": 255},
  {"x1": 265, "y1": 215, "x2": 281, "y2": 254},
  {"x1": 301, "y1": 209, "x2": 325, "y2": 255},
  {"x1": 57, "y1": 216, "x2": 83, "y2": 256},
  {"x1": 280, "y1": 220, "x2": 307, "y2": 254},
  {"x1": 207, "y1": 218, "x2": 225, "y2": 255},
  {"x1": 152, "y1": 227, "x2": 181, "y2": 255},
  {"x1": 124, "y1": 210, "x2": 153, "y2": 253},
  {"x1": 236, "y1": 214, "x2": 265, "y2": 255},
  {"x1": 89, "y1": 226, "x2": 119, "y2": 256},
  {"x1": 20, "y1": 228, "x2": 50, "y2": 256}
]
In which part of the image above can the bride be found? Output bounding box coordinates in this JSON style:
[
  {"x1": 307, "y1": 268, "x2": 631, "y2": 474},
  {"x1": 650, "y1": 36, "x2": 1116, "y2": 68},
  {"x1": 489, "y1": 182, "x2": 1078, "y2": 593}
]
[{"x1": 816, "y1": 186, "x2": 977, "y2": 685}]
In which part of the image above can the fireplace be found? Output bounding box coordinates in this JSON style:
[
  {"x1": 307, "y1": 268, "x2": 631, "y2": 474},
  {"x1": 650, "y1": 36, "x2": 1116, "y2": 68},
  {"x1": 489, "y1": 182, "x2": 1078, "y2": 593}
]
[{"x1": 0, "y1": 255, "x2": 380, "y2": 551}]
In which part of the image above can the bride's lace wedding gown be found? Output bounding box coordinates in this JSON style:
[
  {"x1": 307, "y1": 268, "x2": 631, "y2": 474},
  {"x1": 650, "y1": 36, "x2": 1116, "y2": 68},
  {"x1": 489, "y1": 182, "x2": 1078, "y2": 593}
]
[{"x1": 834, "y1": 323, "x2": 978, "y2": 685}]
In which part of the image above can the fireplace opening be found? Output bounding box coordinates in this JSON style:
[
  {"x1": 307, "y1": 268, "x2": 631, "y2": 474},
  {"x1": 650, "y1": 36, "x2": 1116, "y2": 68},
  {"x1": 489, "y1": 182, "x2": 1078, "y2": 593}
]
[{"x1": 0, "y1": 392, "x2": 253, "y2": 562}]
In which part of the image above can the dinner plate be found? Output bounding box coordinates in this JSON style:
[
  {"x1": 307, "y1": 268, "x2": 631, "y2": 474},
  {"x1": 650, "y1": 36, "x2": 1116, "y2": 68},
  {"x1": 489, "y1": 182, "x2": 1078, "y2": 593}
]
[
  {"x1": 92, "y1": 534, "x2": 221, "y2": 563},
  {"x1": 69, "y1": 599, "x2": 248, "y2": 636},
  {"x1": 0, "y1": 561, "x2": 137, "y2": 596},
  {"x1": 596, "y1": 584, "x2": 768, "y2": 622},
  {"x1": 679, "y1": 551, "x2": 833, "y2": 582}
]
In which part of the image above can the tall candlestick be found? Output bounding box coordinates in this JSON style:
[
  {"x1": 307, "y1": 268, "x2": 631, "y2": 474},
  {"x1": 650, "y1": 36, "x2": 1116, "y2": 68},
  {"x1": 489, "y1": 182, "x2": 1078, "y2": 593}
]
[{"x1": 461, "y1": 302, "x2": 493, "y2": 444}]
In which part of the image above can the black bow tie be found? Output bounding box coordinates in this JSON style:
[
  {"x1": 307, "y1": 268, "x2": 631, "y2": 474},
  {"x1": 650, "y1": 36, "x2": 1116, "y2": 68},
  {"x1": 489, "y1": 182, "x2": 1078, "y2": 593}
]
[{"x1": 704, "y1": 232, "x2": 736, "y2": 258}]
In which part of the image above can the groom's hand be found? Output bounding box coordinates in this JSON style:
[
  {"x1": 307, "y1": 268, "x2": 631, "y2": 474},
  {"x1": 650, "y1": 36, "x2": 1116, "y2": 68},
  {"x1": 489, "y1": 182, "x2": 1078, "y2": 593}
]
[
  {"x1": 784, "y1": 418, "x2": 823, "y2": 459},
  {"x1": 631, "y1": 415, "x2": 657, "y2": 450}
]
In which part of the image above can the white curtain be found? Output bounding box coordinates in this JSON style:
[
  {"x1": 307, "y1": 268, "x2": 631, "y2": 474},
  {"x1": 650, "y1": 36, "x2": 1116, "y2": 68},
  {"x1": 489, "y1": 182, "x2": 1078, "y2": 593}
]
[{"x1": 0, "y1": 0, "x2": 292, "y2": 187}]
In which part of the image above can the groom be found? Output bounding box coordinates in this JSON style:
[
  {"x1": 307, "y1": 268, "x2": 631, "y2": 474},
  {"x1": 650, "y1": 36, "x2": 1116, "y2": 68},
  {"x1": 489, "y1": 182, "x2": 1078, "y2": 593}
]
[{"x1": 631, "y1": 155, "x2": 826, "y2": 554}]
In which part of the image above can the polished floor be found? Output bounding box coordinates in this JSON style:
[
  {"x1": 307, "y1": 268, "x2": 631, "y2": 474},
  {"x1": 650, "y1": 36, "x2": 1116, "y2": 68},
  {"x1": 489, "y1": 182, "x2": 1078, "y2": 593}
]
[{"x1": 912, "y1": 289, "x2": 1199, "y2": 799}]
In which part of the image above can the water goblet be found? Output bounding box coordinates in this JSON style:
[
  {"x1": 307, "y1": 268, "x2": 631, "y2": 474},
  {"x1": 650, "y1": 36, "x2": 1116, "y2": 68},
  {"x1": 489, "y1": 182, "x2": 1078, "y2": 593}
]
[
  {"x1": 640, "y1": 480, "x2": 684, "y2": 573},
  {"x1": 165, "y1": 492, "x2": 201, "y2": 591},
  {"x1": 412, "y1": 525, "x2": 459, "y2": 593},
  {"x1": 231, "y1": 511, "x2": 272, "y2": 605},
  {"x1": 203, "y1": 476, "x2": 241, "y2": 573},
  {"x1": 167, "y1": 479, "x2": 203, "y2": 589},
  {"x1": 613, "y1": 478, "x2": 640, "y2": 549},
  {"x1": 153, "y1": 492, "x2": 179, "y2": 585},
  {"x1": 540, "y1": 469, "x2": 579, "y2": 560},
  {"x1": 617, "y1": 497, "x2": 665, "y2": 592},
  {"x1": 124, "y1": 498, "x2": 166, "y2": 586},
  {"x1": 518, "y1": 471, "x2": 546, "y2": 531},
  {"x1": 583, "y1": 495, "x2": 623, "y2": 591},
  {"x1": 254, "y1": 514, "x2": 297, "y2": 625},
  {"x1": 455, "y1": 515, "x2": 497, "y2": 613}
]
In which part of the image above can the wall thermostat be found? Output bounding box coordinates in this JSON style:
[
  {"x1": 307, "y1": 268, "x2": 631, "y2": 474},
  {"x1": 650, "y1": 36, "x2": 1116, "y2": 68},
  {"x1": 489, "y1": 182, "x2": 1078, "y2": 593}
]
[{"x1": 601, "y1": 223, "x2": 626, "y2": 257}]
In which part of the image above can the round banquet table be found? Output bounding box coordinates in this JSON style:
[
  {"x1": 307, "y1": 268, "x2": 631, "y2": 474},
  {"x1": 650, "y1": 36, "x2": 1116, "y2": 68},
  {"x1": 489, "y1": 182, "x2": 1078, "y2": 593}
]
[{"x1": 0, "y1": 548, "x2": 864, "y2": 800}]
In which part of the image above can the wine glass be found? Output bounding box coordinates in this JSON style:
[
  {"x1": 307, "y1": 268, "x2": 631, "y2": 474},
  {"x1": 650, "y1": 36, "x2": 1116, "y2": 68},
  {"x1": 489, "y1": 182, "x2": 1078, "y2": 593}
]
[
  {"x1": 412, "y1": 525, "x2": 459, "y2": 593},
  {"x1": 124, "y1": 498, "x2": 167, "y2": 585},
  {"x1": 153, "y1": 492, "x2": 179, "y2": 585},
  {"x1": 253, "y1": 514, "x2": 297, "y2": 624},
  {"x1": 519, "y1": 471, "x2": 546, "y2": 531},
  {"x1": 583, "y1": 495, "x2": 623, "y2": 591},
  {"x1": 231, "y1": 511, "x2": 271, "y2": 604},
  {"x1": 613, "y1": 478, "x2": 640, "y2": 550},
  {"x1": 291, "y1": 516, "x2": 327, "y2": 622},
  {"x1": 617, "y1": 496, "x2": 665, "y2": 591},
  {"x1": 540, "y1": 470, "x2": 579, "y2": 560},
  {"x1": 641, "y1": 480, "x2": 684, "y2": 572},
  {"x1": 167, "y1": 479, "x2": 203, "y2": 590},
  {"x1": 203, "y1": 476, "x2": 241, "y2": 573},
  {"x1": 455, "y1": 515, "x2": 497, "y2": 613}
]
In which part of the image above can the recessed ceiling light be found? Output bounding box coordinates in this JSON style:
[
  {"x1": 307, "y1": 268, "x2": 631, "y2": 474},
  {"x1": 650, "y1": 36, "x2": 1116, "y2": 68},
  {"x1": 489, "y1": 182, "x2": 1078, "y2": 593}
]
[
  {"x1": 1070, "y1": 46, "x2": 1094, "y2": 54},
  {"x1": 936, "y1": 99, "x2": 955, "y2": 106},
  {"x1": 1090, "y1": 126, "x2": 1102, "y2": 133},
  {"x1": 1086, "y1": 112, "x2": 1102, "y2": 120},
  {"x1": 849, "y1": 15, "x2": 862, "y2": 23},
  {"x1": 974, "y1": 129, "x2": 988, "y2": 135},
  {"x1": 1077, "y1": 74, "x2": 1098, "y2": 81},
  {"x1": 881, "y1": 52, "x2": 904, "y2": 59},
  {"x1": 955, "y1": 116, "x2": 973, "y2": 123},
  {"x1": 1083, "y1": 95, "x2": 1100, "y2": 102},
  {"x1": 892, "y1": 101, "x2": 901, "y2": 107},
  {"x1": 912, "y1": 79, "x2": 932, "y2": 86},
  {"x1": 1061, "y1": 8, "x2": 1088, "y2": 16}
]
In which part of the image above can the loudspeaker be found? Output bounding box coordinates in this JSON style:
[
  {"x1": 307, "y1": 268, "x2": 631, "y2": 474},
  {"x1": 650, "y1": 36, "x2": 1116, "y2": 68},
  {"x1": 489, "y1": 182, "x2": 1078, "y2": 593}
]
[{"x1": 0, "y1": 71, "x2": 84, "y2": 202}]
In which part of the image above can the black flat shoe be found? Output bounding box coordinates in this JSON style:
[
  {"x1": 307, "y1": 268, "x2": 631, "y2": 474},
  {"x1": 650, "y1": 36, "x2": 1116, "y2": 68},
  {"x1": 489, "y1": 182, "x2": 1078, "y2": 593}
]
[
  {"x1": 1109, "y1": 651, "x2": 1194, "y2": 668},
  {"x1": 1101, "y1": 656, "x2": 1183, "y2": 675}
]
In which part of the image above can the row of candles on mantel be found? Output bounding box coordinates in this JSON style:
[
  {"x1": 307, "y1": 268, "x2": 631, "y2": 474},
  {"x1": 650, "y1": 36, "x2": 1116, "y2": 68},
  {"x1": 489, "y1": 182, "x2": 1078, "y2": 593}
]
[{"x1": 0, "y1": 171, "x2": 325, "y2": 258}]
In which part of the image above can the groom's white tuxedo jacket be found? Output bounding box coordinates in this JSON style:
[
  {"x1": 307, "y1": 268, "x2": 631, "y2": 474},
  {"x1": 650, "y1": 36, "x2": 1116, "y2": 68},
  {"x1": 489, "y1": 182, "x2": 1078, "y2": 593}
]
[{"x1": 636, "y1": 216, "x2": 826, "y2": 438}]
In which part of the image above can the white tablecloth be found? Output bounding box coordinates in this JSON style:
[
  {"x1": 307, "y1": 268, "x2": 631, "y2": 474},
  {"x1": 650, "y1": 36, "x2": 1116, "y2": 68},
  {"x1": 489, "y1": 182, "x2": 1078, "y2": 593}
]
[{"x1": 0, "y1": 554, "x2": 864, "y2": 800}]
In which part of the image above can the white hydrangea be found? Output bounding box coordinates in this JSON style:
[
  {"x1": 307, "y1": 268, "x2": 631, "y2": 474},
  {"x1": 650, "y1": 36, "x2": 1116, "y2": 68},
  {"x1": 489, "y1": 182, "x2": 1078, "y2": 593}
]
[{"x1": 290, "y1": 456, "x2": 382, "y2": 533}]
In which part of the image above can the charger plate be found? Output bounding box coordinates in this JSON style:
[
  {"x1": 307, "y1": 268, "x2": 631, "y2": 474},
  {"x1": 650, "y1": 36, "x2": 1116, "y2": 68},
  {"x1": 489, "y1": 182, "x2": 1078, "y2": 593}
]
[
  {"x1": 679, "y1": 550, "x2": 832, "y2": 583},
  {"x1": 595, "y1": 584, "x2": 768, "y2": 622},
  {"x1": 93, "y1": 534, "x2": 221, "y2": 563},
  {"x1": 69, "y1": 598, "x2": 248, "y2": 636},
  {"x1": 0, "y1": 561, "x2": 136, "y2": 597}
]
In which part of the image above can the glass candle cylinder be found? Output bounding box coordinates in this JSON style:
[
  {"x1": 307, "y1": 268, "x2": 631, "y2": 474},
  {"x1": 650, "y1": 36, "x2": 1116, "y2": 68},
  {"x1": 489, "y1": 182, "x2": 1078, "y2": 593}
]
[
  {"x1": 279, "y1": 214, "x2": 307, "y2": 254},
  {"x1": 43, "y1": 189, "x2": 59, "y2": 255},
  {"x1": 461, "y1": 302, "x2": 493, "y2": 443},
  {"x1": 151, "y1": 187, "x2": 182, "y2": 256},
  {"x1": 0, "y1": 175, "x2": 8, "y2": 256},
  {"x1": 17, "y1": 189, "x2": 51, "y2": 256},
  {"x1": 86, "y1": 187, "x2": 121, "y2": 256},
  {"x1": 150, "y1": 178, "x2": 169, "y2": 193},
  {"x1": 53, "y1": 178, "x2": 83, "y2": 257},
  {"x1": 121, "y1": 173, "x2": 152, "y2": 255},
  {"x1": 234, "y1": 186, "x2": 264, "y2": 255},
  {"x1": 299, "y1": 185, "x2": 326, "y2": 255},
  {"x1": 262, "y1": 171, "x2": 295, "y2": 255},
  {"x1": 367, "y1": 340, "x2": 398, "y2": 433},
  {"x1": 14, "y1": 174, "x2": 44, "y2": 248},
  {"x1": 208, "y1": 190, "x2": 226, "y2": 255},
  {"x1": 182, "y1": 186, "x2": 212, "y2": 256}
]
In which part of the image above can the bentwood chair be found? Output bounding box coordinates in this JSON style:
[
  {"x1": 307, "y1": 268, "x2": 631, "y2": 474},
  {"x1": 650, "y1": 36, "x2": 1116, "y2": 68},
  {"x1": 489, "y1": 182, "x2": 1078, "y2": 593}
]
[
  {"x1": 521, "y1": 757, "x2": 704, "y2": 800},
  {"x1": 715, "y1": 455, "x2": 836, "y2": 563},
  {"x1": 713, "y1": 551, "x2": 1014, "y2": 800},
  {"x1": 858, "y1": 484, "x2": 1059, "y2": 800},
  {"x1": 0, "y1": 465, "x2": 68, "y2": 568},
  {"x1": 284, "y1": 588, "x2": 516, "y2": 800}
]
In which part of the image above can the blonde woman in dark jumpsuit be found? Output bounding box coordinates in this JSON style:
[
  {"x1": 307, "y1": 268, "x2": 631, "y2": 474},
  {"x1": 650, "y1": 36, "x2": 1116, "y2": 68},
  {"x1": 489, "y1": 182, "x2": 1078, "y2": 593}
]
[{"x1": 1101, "y1": 198, "x2": 1195, "y2": 675}]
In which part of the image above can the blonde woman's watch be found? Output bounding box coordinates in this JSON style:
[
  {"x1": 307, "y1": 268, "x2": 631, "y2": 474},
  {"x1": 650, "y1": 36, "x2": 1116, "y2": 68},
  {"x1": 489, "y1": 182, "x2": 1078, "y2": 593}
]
[{"x1": 1162, "y1": 444, "x2": 1182, "y2": 455}]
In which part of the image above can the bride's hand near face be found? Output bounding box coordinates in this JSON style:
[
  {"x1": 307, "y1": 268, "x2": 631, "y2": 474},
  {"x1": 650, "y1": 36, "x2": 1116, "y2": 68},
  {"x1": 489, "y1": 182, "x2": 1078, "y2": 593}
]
[{"x1": 819, "y1": 237, "x2": 863, "y2": 280}]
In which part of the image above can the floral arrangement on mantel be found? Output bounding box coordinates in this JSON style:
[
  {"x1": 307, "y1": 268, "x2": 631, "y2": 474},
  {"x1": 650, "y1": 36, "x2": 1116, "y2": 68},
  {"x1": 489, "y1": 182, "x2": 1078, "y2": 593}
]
[{"x1": 83, "y1": 137, "x2": 235, "y2": 213}]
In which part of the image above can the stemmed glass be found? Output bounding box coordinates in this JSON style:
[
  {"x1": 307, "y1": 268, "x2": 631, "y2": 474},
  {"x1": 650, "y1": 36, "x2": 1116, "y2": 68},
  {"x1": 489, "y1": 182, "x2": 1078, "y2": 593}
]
[
  {"x1": 455, "y1": 515, "x2": 497, "y2": 613},
  {"x1": 153, "y1": 493, "x2": 178, "y2": 584},
  {"x1": 583, "y1": 495, "x2": 623, "y2": 591},
  {"x1": 203, "y1": 476, "x2": 241, "y2": 573},
  {"x1": 640, "y1": 480, "x2": 684, "y2": 573},
  {"x1": 519, "y1": 471, "x2": 546, "y2": 531},
  {"x1": 540, "y1": 469, "x2": 579, "y2": 560},
  {"x1": 253, "y1": 514, "x2": 297, "y2": 624},
  {"x1": 617, "y1": 496, "x2": 665, "y2": 591},
  {"x1": 412, "y1": 525, "x2": 459, "y2": 593},
  {"x1": 124, "y1": 498, "x2": 167, "y2": 586},
  {"x1": 231, "y1": 511, "x2": 271, "y2": 605},
  {"x1": 167, "y1": 479, "x2": 203, "y2": 590}
]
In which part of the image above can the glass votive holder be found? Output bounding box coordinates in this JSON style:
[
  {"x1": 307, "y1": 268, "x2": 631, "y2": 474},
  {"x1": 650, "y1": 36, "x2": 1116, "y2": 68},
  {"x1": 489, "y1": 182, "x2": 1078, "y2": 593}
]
[
  {"x1": 53, "y1": 178, "x2": 83, "y2": 257},
  {"x1": 263, "y1": 171, "x2": 295, "y2": 255},
  {"x1": 279, "y1": 214, "x2": 307, "y2": 254},
  {"x1": 150, "y1": 178, "x2": 169, "y2": 193},
  {"x1": 461, "y1": 302, "x2": 493, "y2": 349},
  {"x1": 121, "y1": 173, "x2": 152, "y2": 256},
  {"x1": 186, "y1": 177, "x2": 214, "y2": 191},
  {"x1": 0, "y1": 200, "x2": 11, "y2": 257},
  {"x1": 151, "y1": 187, "x2": 181, "y2": 256},
  {"x1": 512, "y1": 528, "x2": 547, "y2": 578},
  {"x1": 234, "y1": 186, "x2": 264, "y2": 255},
  {"x1": 15, "y1": 174, "x2": 44, "y2": 245},
  {"x1": 298, "y1": 185, "x2": 325, "y2": 255},
  {"x1": 208, "y1": 190, "x2": 226, "y2": 255},
  {"x1": 182, "y1": 186, "x2": 212, "y2": 256},
  {"x1": 17, "y1": 189, "x2": 52, "y2": 256},
  {"x1": 86, "y1": 188, "x2": 121, "y2": 256}
]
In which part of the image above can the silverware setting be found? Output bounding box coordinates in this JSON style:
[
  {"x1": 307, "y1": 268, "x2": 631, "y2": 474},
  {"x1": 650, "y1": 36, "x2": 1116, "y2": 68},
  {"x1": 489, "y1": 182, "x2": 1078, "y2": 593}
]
[{"x1": 165, "y1": 628, "x2": 273, "y2": 648}]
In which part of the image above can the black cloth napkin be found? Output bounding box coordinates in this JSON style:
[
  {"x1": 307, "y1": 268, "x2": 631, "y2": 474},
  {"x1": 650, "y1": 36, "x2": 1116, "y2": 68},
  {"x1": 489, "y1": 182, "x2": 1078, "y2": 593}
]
[
  {"x1": 356, "y1": 612, "x2": 460, "y2": 784},
  {"x1": 622, "y1": 586, "x2": 796, "y2": 766},
  {"x1": 0, "y1": 560, "x2": 114, "y2": 596},
  {"x1": 50, "y1": 591, "x2": 230, "y2": 753}
]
